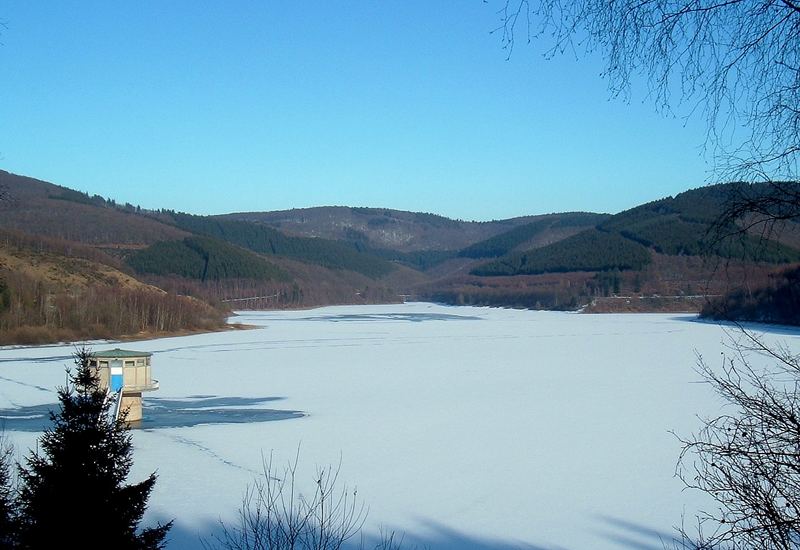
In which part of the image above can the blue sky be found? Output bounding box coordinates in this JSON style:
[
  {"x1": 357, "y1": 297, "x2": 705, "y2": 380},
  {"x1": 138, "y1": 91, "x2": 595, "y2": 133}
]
[{"x1": 0, "y1": 1, "x2": 712, "y2": 221}]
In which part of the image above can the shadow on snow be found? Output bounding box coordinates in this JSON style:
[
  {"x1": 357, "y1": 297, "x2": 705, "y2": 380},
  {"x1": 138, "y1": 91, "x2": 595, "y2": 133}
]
[
  {"x1": 163, "y1": 514, "x2": 691, "y2": 550},
  {"x1": 0, "y1": 395, "x2": 304, "y2": 432}
]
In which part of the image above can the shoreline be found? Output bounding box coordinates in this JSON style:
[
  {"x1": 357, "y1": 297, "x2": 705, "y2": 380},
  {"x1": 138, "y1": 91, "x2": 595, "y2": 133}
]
[
  {"x1": 0, "y1": 299, "x2": 692, "y2": 348},
  {"x1": 0, "y1": 320, "x2": 258, "y2": 350},
  {"x1": 2, "y1": 304, "x2": 798, "y2": 350},
  {"x1": 7, "y1": 298, "x2": 796, "y2": 348},
  {"x1": 113, "y1": 321, "x2": 259, "y2": 342}
]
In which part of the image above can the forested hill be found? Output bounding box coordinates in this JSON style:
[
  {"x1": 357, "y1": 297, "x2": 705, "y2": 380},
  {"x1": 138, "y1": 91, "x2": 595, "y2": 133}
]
[
  {"x1": 0, "y1": 170, "x2": 188, "y2": 245},
  {"x1": 598, "y1": 183, "x2": 800, "y2": 258},
  {"x1": 218, "y1": 206, "x2": 546, "y2": 252},
  {"x1": 164, "y1": 212, "x2": 395, "y2": 279},
  {"x1": 470, "y1": 183, "x2": 800, "y2": 277},
  {"x1": 458, "y1": 212, "x2": 610, "y2": 259},
  {"x1": 1, "y1": 169, "x2": 799, "y2": 344}
]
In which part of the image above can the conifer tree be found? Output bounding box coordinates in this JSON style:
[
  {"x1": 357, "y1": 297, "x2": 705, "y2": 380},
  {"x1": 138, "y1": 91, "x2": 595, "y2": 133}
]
[
  {"x1": 0, "y1": 438, "x2": 17, "y2": 548},
  {"x1": 15, "y1": 348, "x2": 171, "y2": 549}
]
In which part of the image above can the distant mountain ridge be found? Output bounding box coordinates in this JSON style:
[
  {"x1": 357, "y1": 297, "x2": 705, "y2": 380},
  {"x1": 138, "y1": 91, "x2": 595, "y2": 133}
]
[
  {"x1": 1, "y1": 168, "x2": 798, "y2": 343},
  {"x1": 219, "y1": 206, "x2": 549, "y2": 252}
]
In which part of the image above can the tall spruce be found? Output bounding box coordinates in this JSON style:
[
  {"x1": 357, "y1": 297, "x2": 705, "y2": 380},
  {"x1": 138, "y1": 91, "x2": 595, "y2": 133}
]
[
  {"x1": 15, "y1": 348, "x2": 171, "y2": 549},
  {"x1": 0, "y1": 438, "x2": 17, "y2": 548}
]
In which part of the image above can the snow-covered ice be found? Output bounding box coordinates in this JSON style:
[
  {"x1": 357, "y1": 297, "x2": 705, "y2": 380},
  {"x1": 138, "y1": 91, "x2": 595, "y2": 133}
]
[{"x1": 1, "y1": 303, "x2": 798, "y2": 549}]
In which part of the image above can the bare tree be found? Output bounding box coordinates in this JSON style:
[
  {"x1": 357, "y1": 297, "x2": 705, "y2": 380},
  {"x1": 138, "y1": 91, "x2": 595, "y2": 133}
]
[
  {"x1": 205, "y1": 452, "x2": 417, "y2": 550},
  {"x1": 206, "y1": 452, "x2": 367, "y2": 550},
  {"x1": 676, "y1": 329, "x2": 800, "y2": 548},
  {"x1": 492, "y1": 0, "x2": 800, "y2": 183}
]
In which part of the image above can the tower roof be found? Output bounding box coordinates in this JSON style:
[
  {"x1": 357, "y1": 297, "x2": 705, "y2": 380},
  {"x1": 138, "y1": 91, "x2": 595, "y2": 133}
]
[{"x1": 91, "y1": 348, "x2": 152, "y2": 359}]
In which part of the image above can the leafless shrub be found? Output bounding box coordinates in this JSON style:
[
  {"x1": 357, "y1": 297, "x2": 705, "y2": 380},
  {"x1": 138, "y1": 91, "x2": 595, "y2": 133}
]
[
  {"x1": 206, "y1": 452, "x2": 393, "y2": 550},
  {"x1": 676, "y1": 328, "x2": 800, "y2": 548}
]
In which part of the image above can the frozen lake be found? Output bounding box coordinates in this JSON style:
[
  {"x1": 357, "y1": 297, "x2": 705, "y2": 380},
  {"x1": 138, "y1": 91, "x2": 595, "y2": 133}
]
[{"x1": 1, "y1": 303, "x2": 798, "y2": 549}]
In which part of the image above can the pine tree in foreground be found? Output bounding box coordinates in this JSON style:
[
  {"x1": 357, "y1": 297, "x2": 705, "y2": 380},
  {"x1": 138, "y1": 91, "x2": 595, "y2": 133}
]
[
  {"x1": 0, "y1": 437, "x2": 17, "y2": 548},
  {"x1": 15, "y1": 348, "x2": 171, "y2": 549}
]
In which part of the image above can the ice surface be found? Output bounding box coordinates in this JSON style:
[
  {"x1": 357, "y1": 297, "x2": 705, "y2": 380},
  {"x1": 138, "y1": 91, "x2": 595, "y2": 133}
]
[{"x1": 1, "y1": 303, "x2": 798, "y2": 549}]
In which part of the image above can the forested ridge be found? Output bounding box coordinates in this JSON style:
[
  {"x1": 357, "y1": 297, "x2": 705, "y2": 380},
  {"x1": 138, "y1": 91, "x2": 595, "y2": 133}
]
[
  {"x1": 471, "y1": 229, "x2": 653, "y2": 275},
  {"x1": 166, "y1": 213, "x2": 395, "y2": 279},
  {"x1": 459, "y1": 212, "x2": 609, "y2": 259},
  {"x1": 469, "y1": 183, "x2": 800, "y2": 277},
  {"x1": 127, "y1": 236, "x2": 288, "y2": 282},
  {"x1": 1, "y1": 170, "x2": 799, "y2": 345},
  {"x1": 368, "y1": 248, "x2": 457, "y2": 271},
  {"x1": 600, "y1": 183, "x2": 800, "y2": 261}
]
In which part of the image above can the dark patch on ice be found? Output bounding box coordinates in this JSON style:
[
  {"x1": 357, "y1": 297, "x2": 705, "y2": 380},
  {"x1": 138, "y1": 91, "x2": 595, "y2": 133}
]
[
  {"x1": 386, "y1": 519, "x2": 557, "y2": 550},
  {"x1": 0, "y1": 403, "x2": 56, "y2": 433},
  {"x1": 0, "y1": 396, "x2": 304, "y2": 432},
  {"x1": 171, "y1": 517, "x2": 559, "y2": 550},
  {"x1": 137, "y1": 395, "x2": 306, "y2": 430},
  {"x1": 300, "y1": 313, "x2": 482, "y2": 323},
  {"x1": 164, "y1": 514, "x2": 686, "y2": 550}
]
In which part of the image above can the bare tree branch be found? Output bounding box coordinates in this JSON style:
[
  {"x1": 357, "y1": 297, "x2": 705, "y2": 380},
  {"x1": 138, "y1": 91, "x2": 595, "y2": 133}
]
[
  {"x1": 673, "y1": 328, "x2": 800, "y2": 548},
  {"x1": 492, "y1": 0, "x2": 800, "y2": 182}
]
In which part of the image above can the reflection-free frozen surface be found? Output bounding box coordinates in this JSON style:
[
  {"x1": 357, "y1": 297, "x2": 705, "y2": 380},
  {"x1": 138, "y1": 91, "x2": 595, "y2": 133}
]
[{"x1": 1, "y1": 303, "x2": 798, "y2": 549}]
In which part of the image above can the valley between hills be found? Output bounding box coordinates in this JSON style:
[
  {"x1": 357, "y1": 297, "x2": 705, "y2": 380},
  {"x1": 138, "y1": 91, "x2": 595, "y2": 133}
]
[{"x1": 1, "y1": 169, "x2": 798, "y2": 345}]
